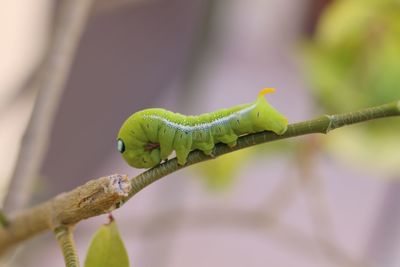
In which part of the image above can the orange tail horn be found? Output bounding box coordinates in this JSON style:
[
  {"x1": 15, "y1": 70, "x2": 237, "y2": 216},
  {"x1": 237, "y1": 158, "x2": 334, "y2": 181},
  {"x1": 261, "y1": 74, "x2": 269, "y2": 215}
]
[{"x1": 258, "y1": 88, "x2": 276, "y2": 97}]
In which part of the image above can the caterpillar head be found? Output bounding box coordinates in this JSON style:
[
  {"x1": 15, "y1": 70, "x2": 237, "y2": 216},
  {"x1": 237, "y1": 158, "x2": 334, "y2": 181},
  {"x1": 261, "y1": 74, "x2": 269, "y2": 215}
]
[
  {"x1": 117, "y1": 114, "x2": 161, "y2": 169},
  {"x1": 256, "y1": 88, "x2": 288, "y2": 135}
]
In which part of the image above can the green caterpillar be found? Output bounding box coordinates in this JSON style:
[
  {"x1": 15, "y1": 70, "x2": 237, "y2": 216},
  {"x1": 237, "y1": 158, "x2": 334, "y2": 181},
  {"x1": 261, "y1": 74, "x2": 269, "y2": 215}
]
[{"x1": 117, "y1": 88, "x2": 288, "y2": 168}]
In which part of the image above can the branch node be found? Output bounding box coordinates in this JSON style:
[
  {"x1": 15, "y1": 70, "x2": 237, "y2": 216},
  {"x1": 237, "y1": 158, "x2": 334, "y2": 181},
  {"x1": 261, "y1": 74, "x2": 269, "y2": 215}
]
[
  {"x1": 324, "y1": 114, "x2": 334, "y2": 133},
  {"x1": 107, "y1": 174, "x2": 131, "y2": 197}
]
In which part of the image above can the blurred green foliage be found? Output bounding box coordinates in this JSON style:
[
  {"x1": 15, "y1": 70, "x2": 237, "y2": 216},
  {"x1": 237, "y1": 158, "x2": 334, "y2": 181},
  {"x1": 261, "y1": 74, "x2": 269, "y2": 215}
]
[
  {"x1": 194, "y1": 141, "x2": 294, "y2": 191},
  {"x1": 194, "y1": 149, "x2": 253, "y2": 191},
  {"x1": 302, "y1": 0, "x2": 400, "y2": 175},
  {"x1": 303, "y1": 0, "x2": 400, "y2": 111}
]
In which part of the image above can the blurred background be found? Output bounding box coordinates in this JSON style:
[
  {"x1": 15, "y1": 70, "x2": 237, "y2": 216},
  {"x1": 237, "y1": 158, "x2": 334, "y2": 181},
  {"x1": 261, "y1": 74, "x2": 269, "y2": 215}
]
[{"x1": 1, "y1": 0, "x2": 400, "y2": 266}]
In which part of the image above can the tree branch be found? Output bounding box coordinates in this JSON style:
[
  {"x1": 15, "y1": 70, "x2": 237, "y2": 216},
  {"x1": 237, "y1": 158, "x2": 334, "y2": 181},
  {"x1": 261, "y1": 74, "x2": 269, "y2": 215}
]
[
  {"x1": 0, "y1": 174, "x2": 130, "y2": 253},
  {"x1": 0, "y1": 100, "x2": 398, "y2": 254}
]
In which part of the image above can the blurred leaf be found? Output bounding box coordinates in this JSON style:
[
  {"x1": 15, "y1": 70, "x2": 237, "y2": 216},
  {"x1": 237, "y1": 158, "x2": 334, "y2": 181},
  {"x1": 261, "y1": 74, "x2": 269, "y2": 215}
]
[
  {"x1": 195, "y1": 149, "x2": 252, "y2": 191},
  {"x1": 0, "y1": 210, "x2": 9, "y2": 227},
  {"x1": 303, "y1": 0, "x2": 400, "y2": 112},
  {"x1": 316, "y1": 0, "x2": 375, "y2": 47},
  {"x1": 84, "y1": 219, "x2": 130, "y2": 267},
  {"x1": 194, "y1": 140, "x2": 295, "y2": 191},
  {"x1": 301, "y1": 0, "x2": 400, "y2": 175},
  {"x1": 326, "y1": 126, "x2": 400, "y2": 175}
]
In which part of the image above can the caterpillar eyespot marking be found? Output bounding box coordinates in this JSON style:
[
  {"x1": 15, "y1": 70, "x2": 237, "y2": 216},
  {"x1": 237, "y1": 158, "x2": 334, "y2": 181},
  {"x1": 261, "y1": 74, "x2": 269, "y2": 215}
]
[
  {"x1": 117, "y1": 139, "x2": 125, "y2": 153},
  {"x1": 117, "y1": 88, "x2": 288, "y2": 169}
]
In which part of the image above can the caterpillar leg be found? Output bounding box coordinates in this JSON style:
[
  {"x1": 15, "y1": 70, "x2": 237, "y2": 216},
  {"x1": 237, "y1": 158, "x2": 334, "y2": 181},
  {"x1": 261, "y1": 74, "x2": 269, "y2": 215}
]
[
  {"x1": 227, "y1": 140, "x2": 237, "y2": 147},
  {"x1": 218, "y1": 134, "x2": 238, "y2": 148},
  {"x1": 149, "y1": 149, "x2": 161, "y2": 166},
  {"x1": 203, "y1": 149, "x2": 215, "y2": 157},
  {"x1": 175, "y1": 146, "x2": 191, "y2": 165},
  {"x1": 194, "y1": 141, "x2": 215, "y2": 157},
  {"x1": 173, "y1": 130, "x2": 193, "y2": 165}
]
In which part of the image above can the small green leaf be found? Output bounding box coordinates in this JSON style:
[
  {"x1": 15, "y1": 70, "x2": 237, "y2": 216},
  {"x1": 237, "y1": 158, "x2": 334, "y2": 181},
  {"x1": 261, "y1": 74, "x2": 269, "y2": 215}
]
[{"x1": 84, "y1": 218, "x2": 130, "y2": 267}]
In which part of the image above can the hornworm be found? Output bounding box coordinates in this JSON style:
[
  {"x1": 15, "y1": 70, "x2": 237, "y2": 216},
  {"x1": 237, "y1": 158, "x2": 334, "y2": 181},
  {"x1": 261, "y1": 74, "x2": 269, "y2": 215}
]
[{"x1": 117, "y1": 88, "x2": 288, "y2": 168}]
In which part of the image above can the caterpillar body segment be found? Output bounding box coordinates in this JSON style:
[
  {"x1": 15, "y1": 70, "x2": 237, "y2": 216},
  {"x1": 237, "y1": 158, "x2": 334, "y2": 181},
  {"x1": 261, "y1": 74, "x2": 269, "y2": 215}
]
[{"x1": 117, "y1": 89, "x2": 288, "y2": 168}]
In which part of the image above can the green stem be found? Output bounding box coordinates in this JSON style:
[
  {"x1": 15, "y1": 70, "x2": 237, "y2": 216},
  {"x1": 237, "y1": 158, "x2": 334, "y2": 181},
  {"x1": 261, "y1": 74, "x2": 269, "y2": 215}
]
[
  {"x1": 126, "y1": 100, "x2": 400, "y2": 200},
  {"x1": 54, "y1": 225, "x2": 80, "y2": 267}
]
